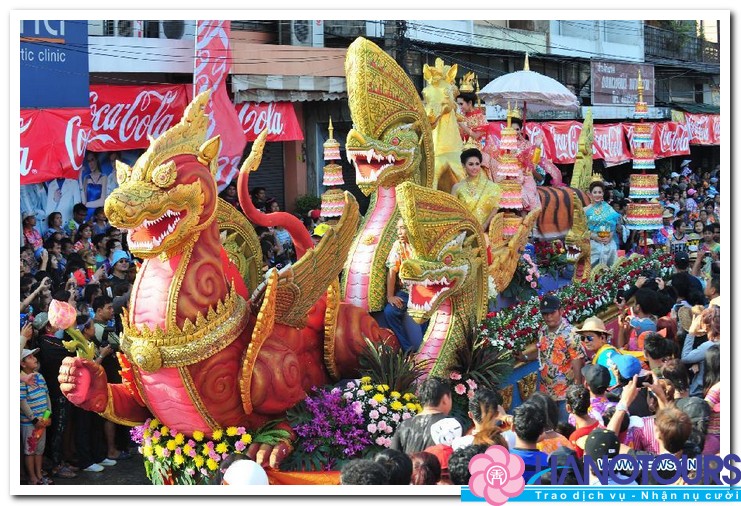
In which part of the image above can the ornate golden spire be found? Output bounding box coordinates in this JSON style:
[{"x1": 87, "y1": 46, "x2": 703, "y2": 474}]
[
  {"x1": 524, "y1": 53, "x2": 530, "y2": 71},
  {"x1": 459, "y1": 71, "x2": 476, "y2": 93},
  {"x1": 637, "y1": 70, "x2": 644, "y2": 103}
]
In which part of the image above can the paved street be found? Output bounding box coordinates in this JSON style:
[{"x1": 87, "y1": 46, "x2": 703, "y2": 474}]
[{"x1": 41, "y1": 452, "x2": 150, "y2": 486}]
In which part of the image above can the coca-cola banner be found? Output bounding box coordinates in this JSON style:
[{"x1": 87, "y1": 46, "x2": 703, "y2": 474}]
[
  {"x1": 86, "y1": 84, "x2": 189, "y2": 151},
  {"x1": 20, "y1": 108, "x2": 91, "y2": 184},
  {"x1": 684, "y1": 113, "x2": 720, "y2": 145},
  {"x1": 623, "y1": 122, "x2": 691, "y2": 158},
  {"x1": 194, "y1": 20, "x2": 246, "y2": 190},
  {"x1": 593, "y1": 124, "x2": 632, "y2": 166},
  {"x1": 236, "y1": 102, "x2": 304, "y2": 142}
]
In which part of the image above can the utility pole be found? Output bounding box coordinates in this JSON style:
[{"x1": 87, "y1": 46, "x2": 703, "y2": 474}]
[{"x1": 384, "y1": 20, "x2": 408, "y2": 73}]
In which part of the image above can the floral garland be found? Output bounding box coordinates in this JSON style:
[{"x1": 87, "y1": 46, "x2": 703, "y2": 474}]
[
  {"x1": 130, "y1": 418, "x2": 290, "y2": 485},
  {"x1": 501, "y1": 253, "x2": 542, "y2": 303},
  {"x1": 481, "y1": 251, "x2": 674, "y2": 354},
  {"x1": 533, "y1": 239, "x2": 570, "y2": 279}
]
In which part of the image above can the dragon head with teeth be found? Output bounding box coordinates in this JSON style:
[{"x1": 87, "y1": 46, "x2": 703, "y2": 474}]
[
  {"x1": 344, "y1": 37, "x2": 434, "y2": 196},
  {"x1": 345, "y1": 126, "x2": 421, "y2": 195},
  {"x1": 104, "y1": 92, "x2": 220, "y2": 259},
  {"x1": 396, "y1": 182, "x2": 487, "y2": 323}
]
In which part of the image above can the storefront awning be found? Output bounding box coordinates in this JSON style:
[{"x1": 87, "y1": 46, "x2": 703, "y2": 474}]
[{"x1": 232, "y1": 74, "x2": 347, "y2": 103}]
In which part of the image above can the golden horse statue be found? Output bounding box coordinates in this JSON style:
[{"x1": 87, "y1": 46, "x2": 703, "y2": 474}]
[{"x1": 422, "y1": 58, "x2": 464, "y2": 192}]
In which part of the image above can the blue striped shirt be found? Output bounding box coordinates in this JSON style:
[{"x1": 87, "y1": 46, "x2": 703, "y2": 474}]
[{"x1": 20, "y1": 373, "x2": 50, "y2": 427}]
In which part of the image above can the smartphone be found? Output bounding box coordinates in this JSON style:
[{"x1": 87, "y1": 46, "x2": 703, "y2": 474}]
[
  {"x1": 106, "y1": 287, "x2": 113, "y2": 298},
  {"x1": 636, "y1": 374, "x2": 654, "y2": 387}
]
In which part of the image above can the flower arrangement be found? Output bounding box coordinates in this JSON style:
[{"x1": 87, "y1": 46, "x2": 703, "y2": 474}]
[
  {"x1": 501, "y1": 253, "x2": 542, "y2": 302},
  {"x1": 533, "y1": 239, "x2": 570, "y2": 279},
  {"x1": 284, "y1": 379, "x2": 421, "y2": 471},
  {"x1": 130, "y1": 418, "x2": 290, "y2": 485},
  {"x1": 448, "y1": 371, "x2": 478, "y2": 428}
]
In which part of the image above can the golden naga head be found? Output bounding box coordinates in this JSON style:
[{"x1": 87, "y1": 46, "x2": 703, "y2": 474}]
[
  {"x1": 423, "y1": 58, "x2": 458, "y2": 87},
  {"x1": 104, "y1": 91, "x2": 222, "y2": 258},
  {"x1": 344, "y1": 37, "x2": 434, "y2": 194}
]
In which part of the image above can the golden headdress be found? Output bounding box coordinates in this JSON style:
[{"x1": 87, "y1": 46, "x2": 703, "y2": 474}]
[
  {"x1": 510, "y1": 105, "x2": 523, "y2": 121},
  {"x1": 459, "y1": 72, "x2": 476, "y2": 94}
]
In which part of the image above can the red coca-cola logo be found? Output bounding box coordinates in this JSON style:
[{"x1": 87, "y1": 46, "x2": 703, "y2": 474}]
[
  {"x1": 90, "y1": 89, "x2": 180, "y2": 145},
  {"x1": 594, "y1": 126, "x2": 625, "y2": 159},
  {"x1": 658, "y1": 123, "x2": 690, "y2": 153},
  {"x1": 550, "y1": 124, "x2": 580, "y2": 159},
  {"x1": 687, "y1": 115, "x2": 710, "y2": 143},
  {"x1": 64, "y1": 114, "x2": 88, "y2": 172},
  {"x1": 238, "y1": 103, "x2": 286, "y2": 136},
  {"x1": 712, "y1": 117, "x2": 720, "y2": 143},
  {"x1": 20, "y1": 115, "x2": 34, "y2": 177}
]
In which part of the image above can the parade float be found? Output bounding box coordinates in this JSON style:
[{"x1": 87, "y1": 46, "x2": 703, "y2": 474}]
[{"x1": 58, "y1": 36, "x2": 674, "y2": 485}]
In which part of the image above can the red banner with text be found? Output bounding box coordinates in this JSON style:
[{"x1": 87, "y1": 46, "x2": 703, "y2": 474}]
[
  {"x1": 194, "y1": 20, "x2": 246, "y2": 189},
  {"x1": 87, "y1": 84, "x2": 189, "y2": 151},
  {"x1": 623, "y1": 122, "x2": 691, "y2": 159},
  {"x1": 236, "y1": 102, "x2": 304, "y2": 142},
  {"x1": 20, "y1": 108, "x2": 91, "y2": 184},
  {"x1": 684, "y1": 113, "x2": 720, "y2": 145}
]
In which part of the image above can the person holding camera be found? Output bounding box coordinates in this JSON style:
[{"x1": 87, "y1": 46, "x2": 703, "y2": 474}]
[{"x1": 92, "y1": 295, "x2": 129, "y2": 462}]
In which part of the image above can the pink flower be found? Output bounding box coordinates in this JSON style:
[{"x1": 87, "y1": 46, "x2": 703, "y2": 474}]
[
  {"x1": 378, "y1": 406, "x2": 388, "y2": 414},
  {"x1": 385, "y1": 425, "x2": 393, "y2": 434},
  {"x1": 352, "y1": 401, "x2": 363, "y2": 415},
  {"x1": 525, "y1": 275, "x2": 533, "y2": 282},
  {"x1": 235, "y1": 441, "x2": 246, "y2": 452},
  {"x1": 467, "y1": 389, "x2": 476, "y2": 399},
  {"x1": 402, "y1": 412, "x2": 412, "y2": 420},
  {"x1": 344, "y1": 392, "x2": 354, "y2": 400},
  {"x1": 466, "y1": 379, "x2": 477, "y2": 390},
  {"x1": 367, "y1": 423, "x2": 378, "y2": 434},
  {"x1": 236, "y1": 427, "x2": 246, "y2": 435},
  {"x1": 377, "y1": 421, "x2": 387, "y2": 431},
  {"x1": 369, "y1": 410, "x2": 380, "y2": 420},
  {"x1": 368, "y1": 398, "x2": 378, "y2": 407},
  {"x1": 468, "y1": 445, "x2": 525, "y2": 505},
  {"x1": 450, "y1": 372, "x2": 462, "y2": 380},
  {"x1": 391, "y1": 413, "x2": 400, "y2": 423},
  {"x1": 530, "y1": 281, "x2": 537, "y2": 288},
  {"x1": 454, "y1": 384, "x2": 467, "y2": 395}
]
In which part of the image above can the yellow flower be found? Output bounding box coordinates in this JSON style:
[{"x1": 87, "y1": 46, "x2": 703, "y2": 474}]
[
  {"x1": 174, "y1": 433, "x2": 185, "y2": 445},
  {"x1": 142, "y1": 446, "x2": 154, "y2": 457},
  {"x1": 376, "y1": 384, "x2": 390, "y2": 392},
  {"x1": 183, "y1": 444, "x2": 193, "y2": 455},
  {"x1": 361, "y1": 385, "x2": 374, "y2": 392},
  {"x1": 151, "y1": 436, "x2": 160, "y2": 444},
  {"x1": 173, "y1": 454, "x2": 185, "y2": 466},
  {"x1": 155, "y1": 445, "x2": 165, "y2": 458},
  {"x1": 149, "y1": 419, "x2": 160, "y2": 429},
  {"x1": 372, "y1": 393, "x2": 386, "y2": 404},
  {"x1": 201, "y1": 445, "x2": 211, "y2": 456},
  {"x1": 206, "y1": 458, "x2": 219, "y2": 471},
  {"x1": 241, "y1": 434, "x2": 252, "y2": 445},
  {"x1": 166, "y1": 440, "x2": 177, "y2": 451},
  {"x1": 403, "y1": 393, "x2": 413, "y2": 401},
  {"x1": 405, "y1": 402, "x2": 417, "y2": 411},
  {"x1": 226, "y1": 426, "x2": 239, "y2": 437},
  {"x1": 390, "y1": 400, "x2": 403, "y2": 411},
  {"x1": 360, "y1": 376, "x2": 371, "y2": 384},
  {"x1": 414, "y1": 403, "x2": 422, "y2": 412},
  {"x1": 194, "y1": 455, "x2": 204, "y2": 468},
  {"x1": 212, "y1": 429, "x2": 223, "y2": 441},
  {"x1": 143, "y1": 429, "x2": 151, "y2": 439},
  {"x1": 390, "y1": 391, "x2": 401, "y2": 399},
  {"x1": 192, "y1": 431, "x2": 204, "y2": 442},
  {"x1": 160, "y1": 426, "x2": 169, "y2": 437},
  {"x1": 216, "y1": 442, "x2": 228, "y2": 454}
]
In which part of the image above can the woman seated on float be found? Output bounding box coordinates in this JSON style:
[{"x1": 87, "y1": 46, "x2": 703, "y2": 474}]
[{"x1": 451, "y1": 148, "x2": 501, "y2": 231}]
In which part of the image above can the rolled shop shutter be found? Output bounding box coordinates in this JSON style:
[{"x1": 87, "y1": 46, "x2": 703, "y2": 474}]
[{"x1": 242, "y1": 140, "x2": 286, "y2": 211}]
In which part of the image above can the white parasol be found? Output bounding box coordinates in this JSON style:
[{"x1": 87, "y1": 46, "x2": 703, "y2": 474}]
[{"x1": 478, "y1": 54, "x2": 580, "y2": 114}]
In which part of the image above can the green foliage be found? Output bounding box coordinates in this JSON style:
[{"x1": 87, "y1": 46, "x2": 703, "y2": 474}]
[
  {"x1": 454, "y1": 317, "x2": 514, "y2": 391},
  {"x1": 294, "y1": 194, "x2": 322, "y2": 216},
  {"x1": 357, "y1": 337, "x2": 432, "y2": 393}
]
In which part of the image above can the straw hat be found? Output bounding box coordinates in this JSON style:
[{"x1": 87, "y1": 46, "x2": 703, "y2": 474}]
[
  {"x1": 676, "y1": 306, "x2": 693, "y2": 332},
  {"x1": 574, "y1": 316, "x2": 611, "y2": 335}
]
